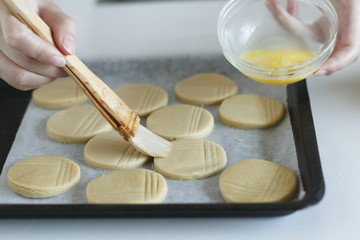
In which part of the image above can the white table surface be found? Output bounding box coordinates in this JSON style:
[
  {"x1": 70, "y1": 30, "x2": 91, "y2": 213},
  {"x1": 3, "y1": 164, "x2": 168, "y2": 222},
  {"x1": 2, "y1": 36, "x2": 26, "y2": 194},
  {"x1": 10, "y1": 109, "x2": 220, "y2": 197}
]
[{"x1": 1, "y1": 1, "x2": 359, "y2": 239}]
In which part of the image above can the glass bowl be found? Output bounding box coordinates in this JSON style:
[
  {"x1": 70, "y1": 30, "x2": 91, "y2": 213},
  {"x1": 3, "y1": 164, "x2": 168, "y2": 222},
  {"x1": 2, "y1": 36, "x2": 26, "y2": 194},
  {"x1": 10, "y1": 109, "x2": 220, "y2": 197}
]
[{"x1": 217, "y1": 0, "x2": 338, "y2": 85}]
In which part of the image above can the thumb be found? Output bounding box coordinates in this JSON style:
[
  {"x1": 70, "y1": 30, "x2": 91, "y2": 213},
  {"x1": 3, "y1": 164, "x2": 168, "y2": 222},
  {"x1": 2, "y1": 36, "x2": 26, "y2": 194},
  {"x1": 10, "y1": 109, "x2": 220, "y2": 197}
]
[{"x1": 39, "y1": 1, "x2": 77, "y2": 55}]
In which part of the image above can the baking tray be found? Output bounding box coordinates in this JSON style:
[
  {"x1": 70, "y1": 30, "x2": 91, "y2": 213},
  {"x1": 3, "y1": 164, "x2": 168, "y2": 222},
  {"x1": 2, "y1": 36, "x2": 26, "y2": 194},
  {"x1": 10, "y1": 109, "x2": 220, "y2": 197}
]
[{"x1": 0, "y1": 55, "x2": 324, "y2": 218}]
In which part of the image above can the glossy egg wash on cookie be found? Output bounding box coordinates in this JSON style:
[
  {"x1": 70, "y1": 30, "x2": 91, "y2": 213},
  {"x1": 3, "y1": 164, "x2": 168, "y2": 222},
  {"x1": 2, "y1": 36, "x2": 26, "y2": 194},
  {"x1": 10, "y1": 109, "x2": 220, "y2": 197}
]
[{"x1": 241, "y1": 48, "x2": 315, "y2": 86}]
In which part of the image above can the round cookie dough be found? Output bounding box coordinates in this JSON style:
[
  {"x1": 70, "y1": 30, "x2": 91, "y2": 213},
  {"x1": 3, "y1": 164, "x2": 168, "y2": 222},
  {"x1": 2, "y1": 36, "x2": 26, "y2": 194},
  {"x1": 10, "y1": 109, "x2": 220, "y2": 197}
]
[
  {"x1": 47, "y1": 105, "x2": 113, "y2": 144},
  {"x1": 154, "y1": 139, "x2": 227, "y2": 180},
  {"x1": 32, "y1": 78, "x2": 87, "y2": 109},
  {"x1": 146, "y1": 104, "x2": 214, "y2": 140},
  {"x1": 7, "y1": 155, "x2": 80, "y2": 198},
  {"x1": 175, "y1": 73, "x2": 238, "y2": 105},
  {"x1": 84, "y1": 131, "x2": 151, "y2": 169},
  {"x1": 219, "y1": 159, "x2": 298, "y2": 203},
  {"x1": 86, "y1": 169, "x2": 167, "y2": 204},
  {"x1": 219, "y1": 94, "x2": 285, "y2": 129},
  {"x1": 114, "y1": 84, "x2": 168, "y2": 117}
]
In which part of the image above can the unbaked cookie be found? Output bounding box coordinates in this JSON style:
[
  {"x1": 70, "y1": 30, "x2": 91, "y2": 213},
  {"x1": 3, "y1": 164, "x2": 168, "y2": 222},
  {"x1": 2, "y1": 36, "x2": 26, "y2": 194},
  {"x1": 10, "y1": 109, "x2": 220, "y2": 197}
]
[
  {"x1": 84, "y1": 131, "x2": 151, "y2": 169},
  {"x1": 32, "y1": 78, "x2": 87, "y2": 109},
  {"x1": 154, "y1": 139, "x2": 227, "y2": 180},
  {"x1": 47, "y1": 105, "x2": 113, "y2": 144},
  {"x1": 219, "y1": 94, "x2": 285, "y2": 129},
  {"x1": 86, "y1": 169, "x2": 167, "y2": 204},
  {"x1": 175, "y1": 73, "x2": 238, "y2": 105},
  {"x1": 114, "y1": 84, "x2": 168, "y2": 117},
  {"x1": 219, "y1": 159, "x2": 298, "y2": 203},
  {"x1": 7, "y1": 155, "x2": 80, "y2": 198},
  {"x1": 146, "y1": 104, "x2": 214, "y2": 140}
]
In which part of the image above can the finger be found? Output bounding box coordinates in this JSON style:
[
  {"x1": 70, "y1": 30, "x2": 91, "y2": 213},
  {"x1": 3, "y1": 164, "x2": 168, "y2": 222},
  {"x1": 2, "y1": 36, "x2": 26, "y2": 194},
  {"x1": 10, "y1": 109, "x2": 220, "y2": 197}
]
[
  {"x1": 0, "y1": 50, "x2": 56, "y2": 90},
  {"x1": 0, "y1": 32, "x2": 67, "y2": 78},
  {"x1": 3, "y1": 50, "x2": 67, "y2": 78},
  {"x1": 39, "y1": 1, "x2": 77, "y2": 55},
  {"x1": 315, "y1": 2, "x2": 360, "y2": 76},
  {"x1": 287, "y1": 0, "x2": 298, "y2": 17},
  {"x1": 0, "y1": 8, "x2": 66, "y2": 67},
  {"x1": 266, "y1": 0, "x2": 311, "y2": 37},
  {"x1": 315, "y1": 45, "x2": 360, "y2": 76}
]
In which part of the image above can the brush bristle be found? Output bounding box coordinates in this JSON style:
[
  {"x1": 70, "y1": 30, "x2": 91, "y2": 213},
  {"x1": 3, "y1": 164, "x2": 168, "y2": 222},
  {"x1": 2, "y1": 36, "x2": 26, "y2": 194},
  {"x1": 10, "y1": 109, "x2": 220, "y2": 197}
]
[{"x1": 129, "y1": 125, "x2": 172, "y2": 157}]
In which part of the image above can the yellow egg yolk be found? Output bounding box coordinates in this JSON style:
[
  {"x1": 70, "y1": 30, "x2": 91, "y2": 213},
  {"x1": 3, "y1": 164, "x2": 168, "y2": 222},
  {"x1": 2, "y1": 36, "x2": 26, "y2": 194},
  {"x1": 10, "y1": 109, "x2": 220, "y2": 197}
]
[{"x1": 240, "y1": 49, "x2": 315, "y2": 85}]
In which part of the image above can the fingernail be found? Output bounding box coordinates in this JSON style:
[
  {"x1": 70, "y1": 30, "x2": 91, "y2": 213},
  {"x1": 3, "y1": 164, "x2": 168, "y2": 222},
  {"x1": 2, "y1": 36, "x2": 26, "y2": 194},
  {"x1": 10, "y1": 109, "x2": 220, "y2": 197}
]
[
  {"x1": 266, "y1": 1, "x2": 275, "y2": 12},
  {"x1": 62, "y1": 35, "x2": 76, "y2": 54},
  {"x1": 268, "y1": 1, "x2": 279, "y2": 9},
  {"x1": 50, "y1": 55, "x2": 66, "y2": 67},
  {"x1": 314, "y1": 70, "x2": 327, "y2": 76}
]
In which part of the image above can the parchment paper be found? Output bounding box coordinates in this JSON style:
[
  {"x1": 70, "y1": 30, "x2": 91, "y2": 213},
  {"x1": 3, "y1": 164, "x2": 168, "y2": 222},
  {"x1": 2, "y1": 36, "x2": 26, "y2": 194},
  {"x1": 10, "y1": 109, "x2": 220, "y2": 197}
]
[{"x1": 0, "y1": 55, "x2": 303, "y2": 204}]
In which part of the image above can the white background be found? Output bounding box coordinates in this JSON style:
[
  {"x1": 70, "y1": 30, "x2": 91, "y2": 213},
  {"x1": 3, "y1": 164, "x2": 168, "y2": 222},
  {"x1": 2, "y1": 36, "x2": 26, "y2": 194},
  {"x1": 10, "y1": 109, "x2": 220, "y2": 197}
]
[{"x1": 1, "y1": 1, "x2": 359, "y2": 239}]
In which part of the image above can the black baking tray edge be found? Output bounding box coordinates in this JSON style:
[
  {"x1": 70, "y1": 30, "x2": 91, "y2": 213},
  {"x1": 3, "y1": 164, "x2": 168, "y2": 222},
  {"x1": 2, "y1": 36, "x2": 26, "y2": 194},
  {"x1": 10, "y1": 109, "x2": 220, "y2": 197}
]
[{"x1": 0, "y1": 79, "x2": 324, "y2": 218}]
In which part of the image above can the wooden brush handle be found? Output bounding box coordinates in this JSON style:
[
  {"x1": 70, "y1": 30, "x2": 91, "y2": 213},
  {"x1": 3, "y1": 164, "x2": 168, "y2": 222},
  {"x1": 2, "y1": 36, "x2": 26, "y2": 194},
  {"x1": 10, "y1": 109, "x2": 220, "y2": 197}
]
[
  {"x1": 4, "y1": 0, "x2": 140, "y2": 139},
  {"x1": 63, "y1": 55, "x2": 139, "y2": 139}
]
